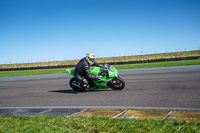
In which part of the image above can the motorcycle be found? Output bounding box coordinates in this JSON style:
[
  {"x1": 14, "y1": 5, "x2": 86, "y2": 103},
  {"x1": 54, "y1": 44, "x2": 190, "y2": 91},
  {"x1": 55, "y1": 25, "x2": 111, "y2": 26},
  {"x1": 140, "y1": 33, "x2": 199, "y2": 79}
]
[{"x1": 66, "y1": 63, "x2": 125, "y2": 92}]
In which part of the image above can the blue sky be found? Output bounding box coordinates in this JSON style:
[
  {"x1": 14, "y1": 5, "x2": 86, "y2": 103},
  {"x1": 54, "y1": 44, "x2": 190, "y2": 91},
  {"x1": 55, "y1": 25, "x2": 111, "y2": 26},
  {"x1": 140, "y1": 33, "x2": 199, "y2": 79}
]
[{"x1": 0, "y1": 0, "x2": 200, "y2": 64}]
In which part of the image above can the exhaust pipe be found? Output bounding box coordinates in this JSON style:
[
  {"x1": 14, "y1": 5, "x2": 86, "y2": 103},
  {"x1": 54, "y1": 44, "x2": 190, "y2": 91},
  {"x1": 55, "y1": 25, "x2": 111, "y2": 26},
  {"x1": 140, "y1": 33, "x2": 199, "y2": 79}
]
[{"x1": 72, "y1": 82, "x2": 81, "y2": 88}]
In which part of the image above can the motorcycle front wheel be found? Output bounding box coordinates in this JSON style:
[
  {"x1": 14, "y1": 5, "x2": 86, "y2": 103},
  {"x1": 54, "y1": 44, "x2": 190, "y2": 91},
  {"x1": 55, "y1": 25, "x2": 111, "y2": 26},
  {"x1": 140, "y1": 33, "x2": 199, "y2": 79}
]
[
  {"x1": 109, "y1": 77, "x2": 125, "y2": 90},
  {"x1": 69, "y1": 77, "x2": 85, "y2": 92}
]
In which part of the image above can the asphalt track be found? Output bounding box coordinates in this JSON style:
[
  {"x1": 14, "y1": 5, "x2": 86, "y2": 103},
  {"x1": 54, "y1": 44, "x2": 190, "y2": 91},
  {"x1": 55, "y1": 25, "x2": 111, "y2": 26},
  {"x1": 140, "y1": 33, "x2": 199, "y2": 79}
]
[{"x1": 0, "y1": 65, "x2": 200, "y2": 120}]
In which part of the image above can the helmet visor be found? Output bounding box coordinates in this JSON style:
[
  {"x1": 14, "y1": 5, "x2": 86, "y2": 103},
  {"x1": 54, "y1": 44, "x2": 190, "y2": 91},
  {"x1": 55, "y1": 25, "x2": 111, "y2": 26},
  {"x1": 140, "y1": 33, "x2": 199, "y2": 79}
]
[{"x1": 90, "y1": 59, "x2": 94, "y2": 62}]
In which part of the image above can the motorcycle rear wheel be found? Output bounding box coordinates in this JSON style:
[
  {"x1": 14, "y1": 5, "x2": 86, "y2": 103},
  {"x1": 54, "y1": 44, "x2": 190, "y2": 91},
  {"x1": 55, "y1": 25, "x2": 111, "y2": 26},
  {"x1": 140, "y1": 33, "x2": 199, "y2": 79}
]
[
  {"x1": 69, "y1": 77, "x2": 85, "y2": 92},
  {"x1": 109, "y1": 77, "x2": 125, "y2": 90}
]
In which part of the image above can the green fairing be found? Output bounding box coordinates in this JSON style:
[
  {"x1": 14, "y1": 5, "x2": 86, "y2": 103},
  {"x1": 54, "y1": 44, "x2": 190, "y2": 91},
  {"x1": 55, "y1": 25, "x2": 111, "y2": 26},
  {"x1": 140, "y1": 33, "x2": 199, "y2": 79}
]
[
  {"x1": 90, "y1": 66, "x2": 101, "y2": 75},
  {"x1": 66, "y1": 64, "x2": 120, "y2": 90},
  {"x1": 66, "y1": 68, "x2": 75, "y2": 76}
]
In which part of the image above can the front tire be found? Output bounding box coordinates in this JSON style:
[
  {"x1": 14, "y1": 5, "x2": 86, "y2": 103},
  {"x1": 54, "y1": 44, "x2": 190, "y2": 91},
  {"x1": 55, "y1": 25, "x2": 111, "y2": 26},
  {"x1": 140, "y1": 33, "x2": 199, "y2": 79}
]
[
  {"x1": 69, "y1": 77, "x2": 85, "y2": 92},
  {"x1": 109, "y1": 77, "x2": 125, "y2": 90}
]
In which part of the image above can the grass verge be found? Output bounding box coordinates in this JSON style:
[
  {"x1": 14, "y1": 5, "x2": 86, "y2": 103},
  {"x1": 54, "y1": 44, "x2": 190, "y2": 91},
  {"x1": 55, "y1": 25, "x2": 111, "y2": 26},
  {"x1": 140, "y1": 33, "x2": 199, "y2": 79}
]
[
  {"x1": 0, "y1": 59, "x2": 200, "y2": 77},
  {"x1": 114, "y1": 59, "x2": 200, "y2": 69},
  {"x1": 0, "y1": 68, "x2": 67, "y2": 77},
  {"x1": 0, "y1": 115, "x2": 200, "y2": 133}
]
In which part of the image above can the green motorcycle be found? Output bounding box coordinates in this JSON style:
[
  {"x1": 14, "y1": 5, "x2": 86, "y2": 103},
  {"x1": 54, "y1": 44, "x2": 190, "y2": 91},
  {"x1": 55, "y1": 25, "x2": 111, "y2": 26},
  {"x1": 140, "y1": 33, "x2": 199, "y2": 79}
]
[{"x1": 66, "y1": 63, "x2": 125, "y2": 92}]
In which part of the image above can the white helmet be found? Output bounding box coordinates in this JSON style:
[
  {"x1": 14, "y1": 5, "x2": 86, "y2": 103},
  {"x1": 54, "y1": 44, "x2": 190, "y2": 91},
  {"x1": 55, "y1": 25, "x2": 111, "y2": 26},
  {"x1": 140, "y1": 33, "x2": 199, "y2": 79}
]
[{"x1": 86, "y1": 53, "x2": 95, "y2": 65}]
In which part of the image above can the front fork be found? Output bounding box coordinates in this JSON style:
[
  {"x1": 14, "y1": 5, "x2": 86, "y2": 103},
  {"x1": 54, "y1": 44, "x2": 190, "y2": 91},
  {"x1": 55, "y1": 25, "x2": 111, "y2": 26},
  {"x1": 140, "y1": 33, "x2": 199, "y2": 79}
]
[{"x1": 108, "y1": 77, "x2": 118, "y2": 84}]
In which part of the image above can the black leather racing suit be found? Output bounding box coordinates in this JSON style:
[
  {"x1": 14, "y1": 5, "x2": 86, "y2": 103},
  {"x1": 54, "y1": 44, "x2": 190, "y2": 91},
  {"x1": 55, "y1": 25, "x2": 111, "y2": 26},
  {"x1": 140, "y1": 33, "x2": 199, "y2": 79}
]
[{"x1": 74, "y1": 57, "x2": 99, "y2": 88}]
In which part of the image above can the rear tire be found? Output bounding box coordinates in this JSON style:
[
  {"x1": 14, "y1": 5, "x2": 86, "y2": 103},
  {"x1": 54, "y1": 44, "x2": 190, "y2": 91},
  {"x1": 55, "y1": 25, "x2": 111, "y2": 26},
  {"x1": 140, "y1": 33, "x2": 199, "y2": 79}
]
[
  {"x1": 69, "y1": 77, "x2": 85, "y2": 92},
  {"x1": 109, "y1": 77, "x2": 125, "y2": 90}
]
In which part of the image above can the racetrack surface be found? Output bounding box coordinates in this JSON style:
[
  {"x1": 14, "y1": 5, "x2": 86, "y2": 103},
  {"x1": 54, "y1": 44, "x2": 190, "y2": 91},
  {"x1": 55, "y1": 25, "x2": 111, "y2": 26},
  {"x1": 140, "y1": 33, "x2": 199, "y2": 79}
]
[{"x1": 0, "y1": 65, "x2": 200, "y2": 110}]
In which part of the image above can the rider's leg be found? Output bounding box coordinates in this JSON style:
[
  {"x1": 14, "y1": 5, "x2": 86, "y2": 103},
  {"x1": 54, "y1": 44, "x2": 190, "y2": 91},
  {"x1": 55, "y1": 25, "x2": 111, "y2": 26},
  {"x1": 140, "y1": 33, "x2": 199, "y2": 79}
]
[{"x1": 75, "y1": 74, "x2": 89, "y2": 89}]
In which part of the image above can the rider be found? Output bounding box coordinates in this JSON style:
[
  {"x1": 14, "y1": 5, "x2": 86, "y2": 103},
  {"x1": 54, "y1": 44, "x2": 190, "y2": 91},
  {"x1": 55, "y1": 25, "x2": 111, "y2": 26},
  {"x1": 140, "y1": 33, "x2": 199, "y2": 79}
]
[{"x1": 74, "y1": 53, "x2": 100, "y2": 89}]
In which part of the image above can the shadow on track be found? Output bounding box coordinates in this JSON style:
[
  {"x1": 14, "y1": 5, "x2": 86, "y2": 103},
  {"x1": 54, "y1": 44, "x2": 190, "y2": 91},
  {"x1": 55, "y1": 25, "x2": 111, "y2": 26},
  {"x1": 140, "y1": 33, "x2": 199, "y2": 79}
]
[
  {"x1": 49, "y1": 89, "x2": 112, "y2": 94},
  {"x1": 49, "y1": 89, "x2": 78, "y2": 94}
]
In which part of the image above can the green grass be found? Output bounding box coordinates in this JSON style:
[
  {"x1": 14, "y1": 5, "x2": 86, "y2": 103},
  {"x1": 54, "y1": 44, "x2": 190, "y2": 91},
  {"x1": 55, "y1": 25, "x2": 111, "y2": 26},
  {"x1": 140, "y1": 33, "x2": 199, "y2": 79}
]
[
  {"x1": 0, "y1": 68, "x2": 67, "y2": 77},
  {"x1": 114, "y1": 59, "x2": 200, "y2": 69},
  {"x1": 0, "y1": 115, "x2": 199, "y2": 133},
  {"x1": 0, "y1": 59, "x2": 200, "y2": 77}
]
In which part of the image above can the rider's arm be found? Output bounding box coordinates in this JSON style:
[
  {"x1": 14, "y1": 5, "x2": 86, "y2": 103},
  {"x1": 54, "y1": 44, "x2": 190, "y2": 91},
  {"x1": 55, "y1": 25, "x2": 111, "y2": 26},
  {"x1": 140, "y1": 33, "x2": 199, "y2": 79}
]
[
  {"x1": 93, "y1": 62, "x2": 99, "y2": 67},
  {"x1": 84, "y1": 64, "x2": 97, "y2": 80}
]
